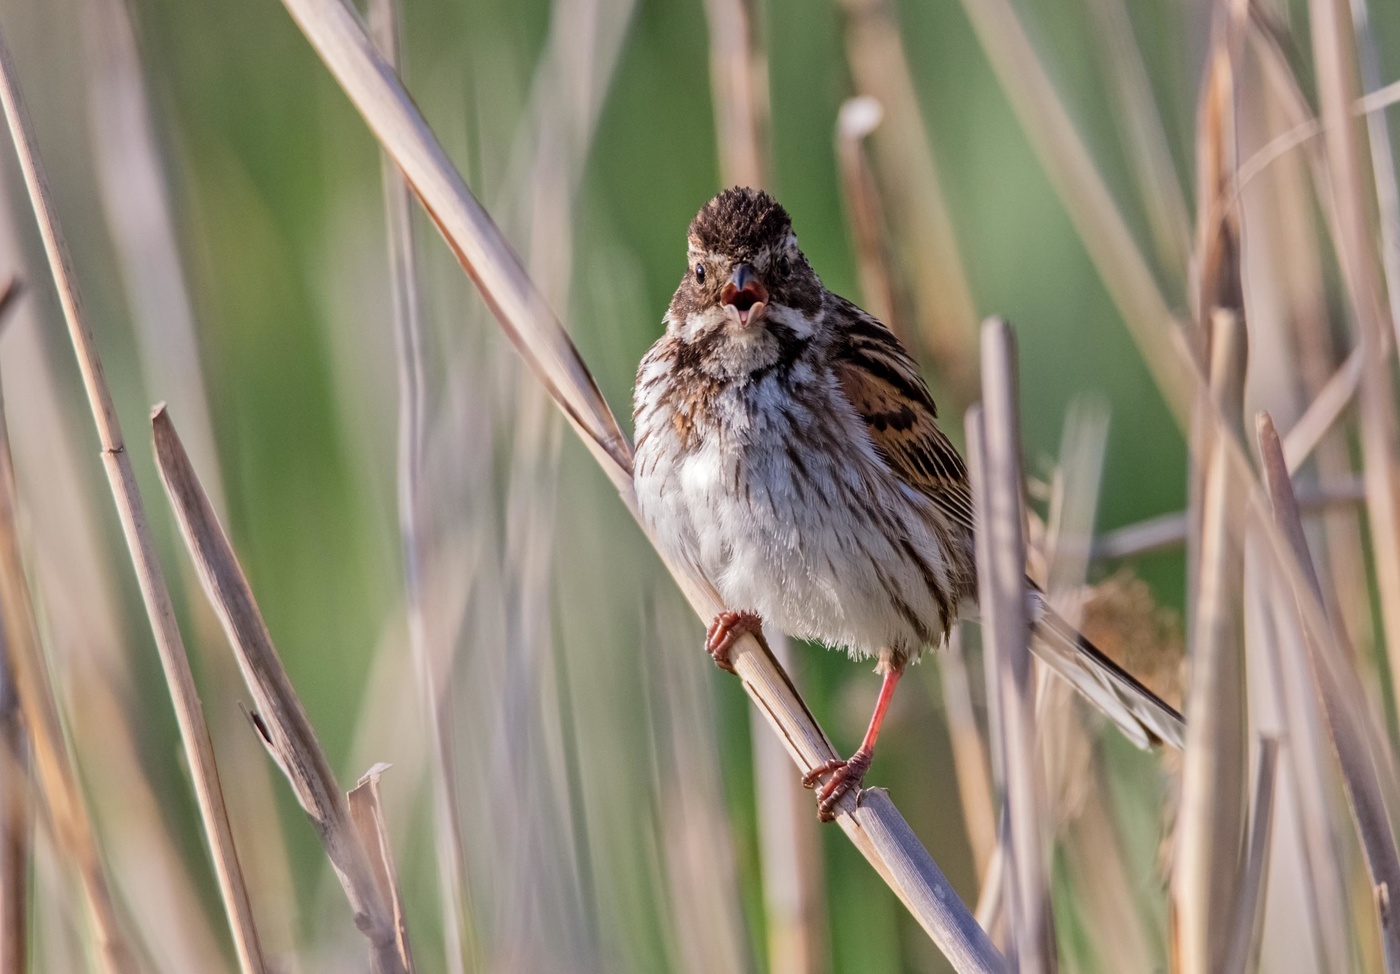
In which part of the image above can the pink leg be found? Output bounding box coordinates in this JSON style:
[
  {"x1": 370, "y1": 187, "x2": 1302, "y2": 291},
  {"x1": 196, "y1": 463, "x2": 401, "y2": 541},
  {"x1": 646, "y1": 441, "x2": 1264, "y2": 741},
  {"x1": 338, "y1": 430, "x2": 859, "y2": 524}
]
[
  {"x1": 802, "y1": 664, "x2": 904, "y2": 822},
  {"x1": 704, "y1": 610, "x2": 763, "y2": 674}
]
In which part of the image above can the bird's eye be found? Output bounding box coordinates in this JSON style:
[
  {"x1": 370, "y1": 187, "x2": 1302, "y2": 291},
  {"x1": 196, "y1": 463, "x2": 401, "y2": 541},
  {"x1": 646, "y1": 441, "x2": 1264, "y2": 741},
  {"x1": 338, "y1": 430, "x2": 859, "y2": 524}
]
[
  {"x1": 694, "y1": 263, "x2": 706, "y2": 283},
  {"x1": 777, "y1": 255, "x2": 791, "y2": 276}
]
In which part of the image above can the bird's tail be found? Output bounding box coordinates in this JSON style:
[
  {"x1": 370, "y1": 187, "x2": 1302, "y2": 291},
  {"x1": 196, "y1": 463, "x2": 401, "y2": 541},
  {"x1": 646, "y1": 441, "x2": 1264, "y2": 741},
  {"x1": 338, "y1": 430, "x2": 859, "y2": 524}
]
[{"x1": 1026, "y1": 591, "x2": 1185, "y2": 751}]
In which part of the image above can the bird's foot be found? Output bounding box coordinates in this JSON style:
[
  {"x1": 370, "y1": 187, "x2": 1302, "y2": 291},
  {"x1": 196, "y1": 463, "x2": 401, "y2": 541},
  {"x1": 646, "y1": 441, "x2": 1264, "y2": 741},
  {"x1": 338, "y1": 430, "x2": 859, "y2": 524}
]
[
  {"x1": 802, "y1": 747, "x2": 874, "y2": 822},
  {"x1": 704, "y1": 610, "x2": 763, "y2": 674}
]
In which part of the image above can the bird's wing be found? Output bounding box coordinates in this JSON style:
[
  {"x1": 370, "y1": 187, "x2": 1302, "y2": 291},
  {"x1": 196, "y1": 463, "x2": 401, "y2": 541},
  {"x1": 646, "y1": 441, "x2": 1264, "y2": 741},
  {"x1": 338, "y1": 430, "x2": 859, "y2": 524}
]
[
  {"x1": 829, "y1": 298, "x2": 1186, "y2": 751},
  {"x1": 829, "y1": 298, "x2": 975, "y2": 532}
]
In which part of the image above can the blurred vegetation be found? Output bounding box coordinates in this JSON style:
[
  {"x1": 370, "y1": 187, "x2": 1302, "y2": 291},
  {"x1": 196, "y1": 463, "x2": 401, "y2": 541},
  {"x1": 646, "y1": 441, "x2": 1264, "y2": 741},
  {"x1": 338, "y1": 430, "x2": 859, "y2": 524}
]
[{"x1": 0, "y1": 0, "x2": 1397, "y2": 971}]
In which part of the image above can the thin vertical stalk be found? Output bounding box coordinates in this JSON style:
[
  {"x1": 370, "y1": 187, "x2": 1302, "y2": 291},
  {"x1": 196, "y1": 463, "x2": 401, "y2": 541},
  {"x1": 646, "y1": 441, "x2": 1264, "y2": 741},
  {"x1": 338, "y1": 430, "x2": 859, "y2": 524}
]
[
  {"x1": 0, "y1": 631, "x2": 24, "y2": 974},
  {"x1": 1347, "y1": 0, "x2": 1400, "y2": 347},
  {"x1": 1173, "y1": 311, "x2": 1249, "y2": 974},
  {"x1": 702, "y1": 0, "x2": 769, "y2": 189},
  {"x1": 0, "y1": 376, "x2": 132, "y2": 974},
  {"x1": 969, "y1": 318, "x2": 1057, "y2": 974},
  {"x1": 1308, "y1": 0, "x2": 1400, "y2": 714},
  {"x1": 940, "y1": 625, "x2": 996, "y2": 887},
  {"x1": 1222, "y1": 737, "x2": 1281, "y2": 974},
  {"x1": 367, "y1": 2, "x2": 474, "y2": 970},
  {"x1": 836, "y1": 0, "x2": 978, "y2": 399},
  {"x1": 0, "y1": 24, "x2": 266, "y2": 974}
]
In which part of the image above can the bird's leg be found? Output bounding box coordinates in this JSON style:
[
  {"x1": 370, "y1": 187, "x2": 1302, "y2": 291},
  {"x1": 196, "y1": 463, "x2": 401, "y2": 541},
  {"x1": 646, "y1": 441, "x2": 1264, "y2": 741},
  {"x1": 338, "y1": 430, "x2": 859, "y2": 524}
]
[
  {"x1": 704, "y1": 610, "x2": 764, "y2": 674},
  {"x1": 802, "y1": 663, "x2": 904, "y2": 822}
]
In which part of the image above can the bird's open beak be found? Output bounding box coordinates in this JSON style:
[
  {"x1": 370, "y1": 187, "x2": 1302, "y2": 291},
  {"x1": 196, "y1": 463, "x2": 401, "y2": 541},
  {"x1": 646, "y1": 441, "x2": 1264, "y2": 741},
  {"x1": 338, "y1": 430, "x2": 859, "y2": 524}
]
[{"x1": 720, "y1": 263, "x2": 768, "y2": 328}]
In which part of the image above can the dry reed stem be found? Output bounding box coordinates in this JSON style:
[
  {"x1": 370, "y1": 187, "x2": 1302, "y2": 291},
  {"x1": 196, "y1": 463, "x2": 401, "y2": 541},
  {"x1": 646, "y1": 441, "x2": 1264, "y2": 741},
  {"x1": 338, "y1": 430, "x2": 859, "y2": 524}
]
[
  {"x1": 152, "y1": 406, "x2": 413, "y2": 974},
  {"x1": 1281, "y1": 347, "x2": 1363, "y2": 471},
  {"x1": 836, "y1": 0, "x2": 978, "y2": 399},
  {"x1": 702, "y1": 0, "x2": 769, "y2": 189},
  {"x1": 969, "y1": 319, "x2": 1057, "y2": 974},
  {"x1": 0, "y1": 670, "x2": 25, "y2": 974},
  {"x1": 368, "y1": 2, "x2": 473, "y2": 968},
  {"x1": 0, "y1": 276, "x2": 26, "y2": 974},
  {"x1": 956, "y1": 0, "x2": 1196, "y2": 423},
  {"x1": 269, "y1": 0, "x2": 1005, "y2": 967},
  {"x1": 1176, "y1": 123, "x2": 1251, "y2": 973},
  {"x1": 835, "y1": 97, "x2": 905, "y2": 343},
  {"x1": 1348, "y1": 0, "x2": 1400, "y2": 348},
  {"x1": 1258, "y1": 412, "x2": 1400, "y2": 970},
  {"x1": 1091, "y1": 479, "x2": 1366, "y2": 560},
  {"x1": 0, "y1": 366, "x2": 132, "y2": 974},
  {"x1": 349, "y1": 764, "x2": 414, "y2": 971},
  {"x1": 959, "y1": 0, "x2": 1400, "y2": 830},
  {"x1": 81, "y1": 0, "x2": 308, "y2": 955},
  {"x1": 0, "y1": 27, "x2": 269, "y2": 973},
  {"x1": 1222, "y1": 737, "x2": 1281, "y2": 974},
  {"x1": 1307, "y1": 0, "x2": 1400, "y2": 709},
  {"x1": 940, "y1": 626, "x2": 997, "y2": 887},
  {"x1": 1256, "y1": 587, "x2": 1354, "y2": 974},
  {"x1": 1039, "y1": 405, "x2": 1154, "y2": 974}
]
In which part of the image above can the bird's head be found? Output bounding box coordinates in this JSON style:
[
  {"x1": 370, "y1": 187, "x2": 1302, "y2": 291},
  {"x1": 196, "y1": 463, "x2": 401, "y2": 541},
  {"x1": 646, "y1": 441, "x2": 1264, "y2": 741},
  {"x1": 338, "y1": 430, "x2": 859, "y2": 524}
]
[{"x1": 666, "y1": 187, "x2": 824, "y2": 377}]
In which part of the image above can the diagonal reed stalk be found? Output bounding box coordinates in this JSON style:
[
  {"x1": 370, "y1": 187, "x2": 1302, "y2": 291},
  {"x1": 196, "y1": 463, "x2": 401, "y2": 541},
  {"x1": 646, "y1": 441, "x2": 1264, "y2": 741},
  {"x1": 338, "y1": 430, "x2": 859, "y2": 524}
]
[
  {"x1": 1258, "y1": 412, "x2": 1400, "y2": 970},
  {"x1": 968, "y1": 319, "x2": 1057, "y2": 974},
  {"x1": 272, "y1": 0, "x2": 1003, "y2": 968},
  {"x1": 153, "y1": 406, "x2": 414, "y2": 974},
  {"x1": 0, "y1": 24, "x2": 268, "y2": 974}
]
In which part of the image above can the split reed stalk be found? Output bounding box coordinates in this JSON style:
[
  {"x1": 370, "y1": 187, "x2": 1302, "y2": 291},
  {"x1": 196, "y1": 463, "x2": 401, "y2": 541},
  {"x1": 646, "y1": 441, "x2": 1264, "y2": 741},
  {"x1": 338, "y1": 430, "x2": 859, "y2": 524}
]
[
  {"x1": 0, "y1": 26, "x2": 267, "y2": 974},
  {"x1": 152, "y1": 407, "x2": 414, "y2": 974}
]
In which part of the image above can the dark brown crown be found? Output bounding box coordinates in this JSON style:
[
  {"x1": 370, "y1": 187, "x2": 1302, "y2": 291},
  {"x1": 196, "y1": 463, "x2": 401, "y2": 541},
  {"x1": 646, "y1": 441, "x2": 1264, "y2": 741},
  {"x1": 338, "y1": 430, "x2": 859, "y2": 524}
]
[{"x1": 688, "y1": 187, "x2": 792, "y2": 259}]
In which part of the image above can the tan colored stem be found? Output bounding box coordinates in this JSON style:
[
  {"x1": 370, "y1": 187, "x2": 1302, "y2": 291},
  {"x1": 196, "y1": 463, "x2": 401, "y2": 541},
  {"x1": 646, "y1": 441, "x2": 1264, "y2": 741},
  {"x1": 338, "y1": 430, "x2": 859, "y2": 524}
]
[{"x1": 0, "y1": 27, "x2": 266, "y2": 974}]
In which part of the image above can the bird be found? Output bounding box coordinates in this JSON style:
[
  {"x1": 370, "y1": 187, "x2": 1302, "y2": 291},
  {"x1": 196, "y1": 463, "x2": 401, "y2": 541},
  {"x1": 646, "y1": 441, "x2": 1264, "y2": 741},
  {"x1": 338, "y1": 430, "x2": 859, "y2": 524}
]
[{"x1": 632, "y1": 187, "x2": 1184, "y2": 821}]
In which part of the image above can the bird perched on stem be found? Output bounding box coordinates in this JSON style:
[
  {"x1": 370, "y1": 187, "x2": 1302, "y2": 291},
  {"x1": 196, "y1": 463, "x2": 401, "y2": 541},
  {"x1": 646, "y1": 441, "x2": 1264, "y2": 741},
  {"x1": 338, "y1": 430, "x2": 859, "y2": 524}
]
[{"x1": 633, "y1": 187, "x2": 1183, "y2": 821}]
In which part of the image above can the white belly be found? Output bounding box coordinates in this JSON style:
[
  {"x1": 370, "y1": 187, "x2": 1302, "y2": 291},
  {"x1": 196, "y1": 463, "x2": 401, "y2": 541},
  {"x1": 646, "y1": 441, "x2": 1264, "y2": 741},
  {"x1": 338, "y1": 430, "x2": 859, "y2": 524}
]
[{"x1": 634, "y1": 375, "x2": 958, "y2": 661}]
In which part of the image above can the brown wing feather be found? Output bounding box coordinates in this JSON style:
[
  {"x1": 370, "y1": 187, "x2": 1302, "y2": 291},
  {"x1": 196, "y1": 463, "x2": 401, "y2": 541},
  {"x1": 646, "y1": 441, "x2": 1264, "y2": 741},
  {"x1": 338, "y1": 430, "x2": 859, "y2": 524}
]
[{"x1": 829, "y1": 298, "x2": 975, "y2": 531}]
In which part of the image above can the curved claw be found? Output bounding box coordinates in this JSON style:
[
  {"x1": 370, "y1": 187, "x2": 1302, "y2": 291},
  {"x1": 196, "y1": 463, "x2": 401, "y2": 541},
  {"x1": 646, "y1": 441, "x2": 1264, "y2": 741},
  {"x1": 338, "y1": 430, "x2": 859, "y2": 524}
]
[
  {"x1": 803, "y1": 747, "x2": 874, "y2": 822},
  {"x1": 704, "y1": 610, "x2": 762, "y2": 674}
]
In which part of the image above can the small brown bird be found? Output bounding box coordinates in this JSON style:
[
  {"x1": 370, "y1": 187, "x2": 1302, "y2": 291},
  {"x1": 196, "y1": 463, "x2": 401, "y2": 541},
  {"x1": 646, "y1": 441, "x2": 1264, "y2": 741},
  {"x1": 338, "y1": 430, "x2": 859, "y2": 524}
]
[{"x1": 633, "y1": 187, "x2": 1183, "y2": 821}]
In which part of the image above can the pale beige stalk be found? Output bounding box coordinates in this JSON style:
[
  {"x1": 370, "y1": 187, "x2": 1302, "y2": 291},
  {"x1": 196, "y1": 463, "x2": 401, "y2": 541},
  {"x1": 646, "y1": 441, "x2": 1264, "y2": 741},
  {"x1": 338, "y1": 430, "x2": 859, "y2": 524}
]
[
  {"x1": 0, "y1": 26, "x2": 267, "y2": 974},
  {"x1": 1308, "y1": 0, "x2": 1400, "y2": 731},
  {"x1": 836, "y1": 0, "x2": 978, "y2": 399},
  {"x1": 153, "y1": 407, "x2": 413, "y2": 974},
  {"x1": 969, "y1": 319, "x2": 1057, "y2": 974},
  {"x1": 0, "y1": 368, "x2": 131, "y2": 974}
]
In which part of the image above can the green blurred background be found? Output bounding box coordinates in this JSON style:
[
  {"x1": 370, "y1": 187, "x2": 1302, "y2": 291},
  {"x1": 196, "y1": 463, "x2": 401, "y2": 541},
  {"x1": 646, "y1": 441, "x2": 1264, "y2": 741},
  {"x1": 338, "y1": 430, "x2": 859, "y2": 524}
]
[{"x1": 0, "y1": 0, "x2": 1395, "y2": 970}]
